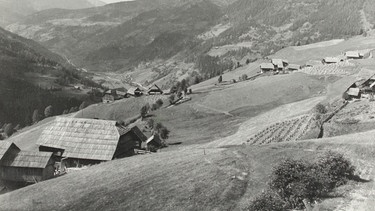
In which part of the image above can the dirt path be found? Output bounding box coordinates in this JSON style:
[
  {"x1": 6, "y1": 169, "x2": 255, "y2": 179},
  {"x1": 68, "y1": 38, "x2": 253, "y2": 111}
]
[{"x1": 195, "y1": 104, "x2": 234, "y2": 116}]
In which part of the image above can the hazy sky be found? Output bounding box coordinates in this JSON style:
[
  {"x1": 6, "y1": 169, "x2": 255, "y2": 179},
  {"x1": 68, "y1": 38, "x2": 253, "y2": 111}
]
[{"x1": 101, "y1": 0, "x2": 134, "y2": 3}]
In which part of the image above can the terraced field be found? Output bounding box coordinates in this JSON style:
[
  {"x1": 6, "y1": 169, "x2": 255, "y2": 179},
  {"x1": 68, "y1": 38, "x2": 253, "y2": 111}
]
[
  {"x1": 300, "y1": 61, "x2": 355, "y2": 75},
  {"x1": 248, "y1": 115, "x2": 316, "y2": 145}
]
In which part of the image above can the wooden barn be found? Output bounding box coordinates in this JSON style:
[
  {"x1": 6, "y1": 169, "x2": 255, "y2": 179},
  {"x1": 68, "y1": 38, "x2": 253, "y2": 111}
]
[
  {"x1": 322, "y1": 57, "x2": 341, "y2": 64},
  {"x1": 144, "y1": 134, "x2": 162, "y2": 152},
  {"x1": 288, "y1": 64, "x2": 301, "y2": 71},
  {"x1": 36, "y1": 117, "x2": 148, "y2": 166},
  {"x1": 260, "y1": 63, "x2": 275, "y2": 73},
  {"x1": 271, "y1": 59, "x2": 288, "y2": 70},
  {"x1": 148, "y1": 84, "x2": 163, "y2": 95},
  {"x1": 0, "y1": 150, "x2": 55, "y2": 183},
  {"x1": 126, "y1": 87, "x2": 143, "y2": 97},
  {"x1": 345, "y1": 51, "x2": 362, "y2": 60}
]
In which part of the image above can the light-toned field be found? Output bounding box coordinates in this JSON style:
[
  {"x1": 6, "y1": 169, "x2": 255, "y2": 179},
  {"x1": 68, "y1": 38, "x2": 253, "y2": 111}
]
[
  {"x1": 300, "y1": 61, "x2": 356, "y2": 75},
  {"x1": 208, "y1": 42, "x2": 253, "y2": 57},
  {"x1": 272, "y1": 35, "x2": 375, "y2": 64}
]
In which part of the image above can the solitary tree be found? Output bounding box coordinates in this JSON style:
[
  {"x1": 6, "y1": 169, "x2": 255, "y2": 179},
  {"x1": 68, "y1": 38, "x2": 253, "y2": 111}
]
[
  {"x1": 218, "y1": 75, "x2": 223, "y2": 83},
  {"x1": 154, "y1": 122, "x2": 170, "y2": 144},
  {"x1": 79, "y1": 101, "x2": 90, "y2": 110},
  {"x1": 169, "y1": 94, "x2": 176, "y2": 104},
  {"x1": 4, "y1": 123, "x2": 14, "y2": 137},
  {"x1": 314, "y1": 103, "x2": 327, "y2": 114},
  {"x1": 44, "y1": 105, "x2": 54, "y2": 118},
  {"x1": 156, "y1": 99, "x2": 164, "y2": 107},
  {"x1": 69, "y1": 107, "x2": 79, "y2": 113},
  {"x1": 146, "y1": 119, "x2": 155, "y2": 129},
  {"x1": 140, "y1": 103, "x2": 150, "y2": 118},
  {"x1": 32, "y1": 109, "x2": 41, "y2": 124},
  {"x1": 241, "y1": 74, "x2": 248, "y2": 81}
]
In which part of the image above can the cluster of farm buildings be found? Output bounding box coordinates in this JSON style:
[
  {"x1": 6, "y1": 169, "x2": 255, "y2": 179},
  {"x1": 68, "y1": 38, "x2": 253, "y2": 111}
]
[
  {"x1": 259, "y1": 51, "x2": 366, "y2": 73},
  {"x1": 0, "y1": 117, "x2": 162, "y2": 186},
  {"x1": 345, "y1": 75, "x2": 375, "y2": 100},
  {"x1": 102, "y1": 84, "x2": 163, "y2": 103}
]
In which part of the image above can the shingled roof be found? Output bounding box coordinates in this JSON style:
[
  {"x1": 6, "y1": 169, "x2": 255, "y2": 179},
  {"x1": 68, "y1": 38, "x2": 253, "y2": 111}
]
[
  {"x1": 36, "y1": 117, "x2": 121, "y2": 161},
  {"x1": 260, "y1": 63, "x2": 275, "y2": 70},
  {"x1": 0, "y1": 142, "x2": 20, "y2": 162},
  {"x1": 1, "y1": 151, "x2": 53, "y2": 168}
]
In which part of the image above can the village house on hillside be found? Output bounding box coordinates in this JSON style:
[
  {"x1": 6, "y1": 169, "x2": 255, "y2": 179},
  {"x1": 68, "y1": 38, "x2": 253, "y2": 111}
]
[
  {"x1": 0, "y1": 142, "x2": 55, "y2": 183},
  {"x1": 260, "y1": 63, "x2": 275, "y2": 73},
  {"x1": 322, "y1": 57, "x2": 342, "y2": 64},
  {"x1": 271, "y1": 59, "x2": 288, "y2": 71},
  {"x1": 148, "y1": 84, "x2": 163, "y2": 95},
  {"x1": 288, "y1": 64, "x2": 301, "y2": 71},
  {"x1": 36, "y1": 117, "x2": 147, "y2": 166},
  {"x1": 126, "y1": 87, "x2": 143, "y2": 97},
  {"x1": 102, "y1": 87, "x2": 128, "y2": 103},
  {"x1": 345, "y1": 51, "x2": 363, "y2": 60}
]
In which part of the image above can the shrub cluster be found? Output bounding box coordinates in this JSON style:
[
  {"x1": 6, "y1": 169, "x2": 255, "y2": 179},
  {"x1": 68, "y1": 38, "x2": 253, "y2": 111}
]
[{"x1": 249, "y1": 151, "x2": 355, "y2": 210}]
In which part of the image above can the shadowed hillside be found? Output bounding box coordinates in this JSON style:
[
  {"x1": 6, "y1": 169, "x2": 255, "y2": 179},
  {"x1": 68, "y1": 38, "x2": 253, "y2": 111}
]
[{"x1": 0, "y1": 27, "x2": 101, "y2": 127}]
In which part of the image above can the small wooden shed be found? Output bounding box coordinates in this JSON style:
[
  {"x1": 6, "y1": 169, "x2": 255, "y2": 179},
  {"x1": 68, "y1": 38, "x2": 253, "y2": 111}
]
[
  {"x1": 0, "y1": 151, "x2": 55, "y2": 183},
  {"x1": 126, "y1": 87, "x2": 143, "y2": 97}
]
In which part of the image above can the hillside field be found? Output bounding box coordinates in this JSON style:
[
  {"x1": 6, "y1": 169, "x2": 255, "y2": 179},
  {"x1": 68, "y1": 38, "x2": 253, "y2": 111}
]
[{"x1": 1, "y1": 129, "x2": 375, "y2": 210}]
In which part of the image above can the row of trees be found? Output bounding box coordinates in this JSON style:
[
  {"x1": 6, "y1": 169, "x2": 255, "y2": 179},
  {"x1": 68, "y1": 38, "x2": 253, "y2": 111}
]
[
  {"x1": 140, "y1": 99, "x2": 164, "y2": 119},
  {"x1": 249, "y1": 151, "x2": 356, "y2": 210},
  {"x1": 0, "y1": 101, "x2": 90, "y2": 140}
]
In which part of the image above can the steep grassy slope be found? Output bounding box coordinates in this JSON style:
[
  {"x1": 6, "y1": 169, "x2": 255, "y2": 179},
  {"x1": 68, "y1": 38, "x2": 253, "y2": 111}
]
[{"x1": 1, "y1": 130, "x2": 374, "y2": 210}]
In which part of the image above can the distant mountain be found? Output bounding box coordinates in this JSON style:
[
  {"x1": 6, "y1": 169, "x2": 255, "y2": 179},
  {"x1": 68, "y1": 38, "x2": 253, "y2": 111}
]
[
  {"x1": 6, "y1": 0, "x2": 375, "y2": 80},
  {"x1": 87, "y1": 0, "x2": 106, "y2": 7},
  {"x1": 0, "y1": 27, "x2": 98, "y2": 126},
  {"x1": 0, "y1": 0, "x2": 103, "y2": 27}
]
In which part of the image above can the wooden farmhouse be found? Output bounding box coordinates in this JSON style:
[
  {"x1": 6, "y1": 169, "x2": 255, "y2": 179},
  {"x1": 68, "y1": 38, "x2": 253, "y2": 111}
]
[
  {"x1": 0, "y1": 142, "x2": 55, "y2": 184},
  {"x1": 271, "y1": 59, "x2": 288, "y2": 70},
  {"x1": 346, "y1": 88, "x2": 360, "y2": 99},
  {"x1": 260, "y1": 63, "x2": 275, "y2": 73},
  {"x1": 322, "y1": 57, "x2": 341, "y2": 64},
  {"x1": 345, "y1": 51, "x2": 363, "y2": 60},
  {"x1": 36, "y1": 117, "x2": 148, "y2": 166},
  {"x1": 126, "y1": 87, "x2": 143, "y2": 97},
  {"x1": 148, "y1": 84, "x2": 163, "y2": 95},
  {"x1": 288, "y1": 64, "x2": 301, "y2": 71}
]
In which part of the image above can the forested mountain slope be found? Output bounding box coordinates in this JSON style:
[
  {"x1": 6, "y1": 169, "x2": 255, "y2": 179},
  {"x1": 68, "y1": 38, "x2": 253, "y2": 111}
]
[
  {"x1": 0, "y1": 0, "x2": 104, "y2": 27},
  {"x1": 0, "y1": 27, "x2": 97, "y2": 127},
  {"x1": 6, "y1": 0, "x2": 375, "y2": 85}
]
